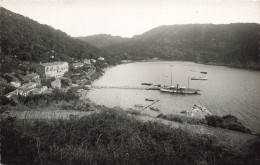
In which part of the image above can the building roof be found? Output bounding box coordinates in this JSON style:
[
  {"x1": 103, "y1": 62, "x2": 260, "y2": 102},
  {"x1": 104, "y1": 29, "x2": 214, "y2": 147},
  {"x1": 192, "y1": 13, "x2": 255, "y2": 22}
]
[
  {"x1": 40, "y1": 61, "x2": 68, "y2": 67},
  {"x1": 20, "y1": 82, "x2": 36, "y2": 89},
  {"x1": 23, "y1": 73, "x2": 39, "y2": 81},
  {"x1": 19, "y1": 88, "x2": 34, "y2": 93}
]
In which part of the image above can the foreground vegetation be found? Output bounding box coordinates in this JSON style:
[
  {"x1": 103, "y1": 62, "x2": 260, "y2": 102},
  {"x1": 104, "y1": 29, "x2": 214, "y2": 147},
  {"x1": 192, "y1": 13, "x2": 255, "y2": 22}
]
[
  {"x1": 1, "y1": 109, "x2": 259, "y2": 165},
  {"x1": 158, "y1": 113, "x2": 252, "y2": 133}
]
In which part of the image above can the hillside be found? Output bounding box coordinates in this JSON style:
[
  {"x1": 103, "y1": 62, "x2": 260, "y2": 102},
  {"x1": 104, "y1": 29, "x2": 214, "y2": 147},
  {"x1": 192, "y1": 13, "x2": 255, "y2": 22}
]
[
  {"x1": 105, "y1": 24, "x2": 260, "y2": 66},
  {"x1": 0, "y1": 7, "x2": 105, "y2": 73},
  {"x1": 77, "y1": 34, "x2": 129, "y2": 48}
]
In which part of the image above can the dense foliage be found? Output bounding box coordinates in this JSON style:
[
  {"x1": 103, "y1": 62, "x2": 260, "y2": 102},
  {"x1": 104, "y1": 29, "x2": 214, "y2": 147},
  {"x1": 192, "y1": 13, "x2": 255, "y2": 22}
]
[
  {"x1": 0, "y1": 7, "x2": 104, "y2": 65},
  {"x1": 205, "y1": 114, "x2": 252, "y2": 133},
  {"x1": 105, "y1": 24, "x2": 260, "y2": 66},
  {"x1": 77, "y1": 34, "x2": 129, "y2": 48},
  {"x1": 1, "y1": 110, "x2": 259, "y2": 164}
]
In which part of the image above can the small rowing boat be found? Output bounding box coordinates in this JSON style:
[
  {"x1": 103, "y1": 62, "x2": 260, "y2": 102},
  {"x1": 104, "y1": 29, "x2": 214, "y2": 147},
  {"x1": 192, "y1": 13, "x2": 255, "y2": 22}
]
[
  {"x1": 145, "y1": 98, "x2": 155, "y2": 101},
  {"x1": 150, "y1": 107, "x2": 159, "y2": 111}
]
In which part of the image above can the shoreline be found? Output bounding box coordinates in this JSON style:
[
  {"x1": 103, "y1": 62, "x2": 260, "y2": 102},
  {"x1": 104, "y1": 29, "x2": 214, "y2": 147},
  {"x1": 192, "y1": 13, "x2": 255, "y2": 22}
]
[{"x1": 119, "y1": 59, "x2": 260, "y2": 71}]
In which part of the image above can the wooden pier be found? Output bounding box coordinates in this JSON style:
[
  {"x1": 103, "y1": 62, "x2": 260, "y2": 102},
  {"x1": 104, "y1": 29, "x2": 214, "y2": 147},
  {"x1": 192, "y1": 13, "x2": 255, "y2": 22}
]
[
  {"x1": 92, "y1": 85, "x2": 160, "y2": 90},
  {"x1": 91, "y1": 85, "x2": 200, "y2": 95}
]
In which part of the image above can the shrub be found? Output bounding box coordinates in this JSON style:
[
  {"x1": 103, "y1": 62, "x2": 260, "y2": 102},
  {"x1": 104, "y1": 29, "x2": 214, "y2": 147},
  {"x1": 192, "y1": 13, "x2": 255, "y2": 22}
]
[
  {"x1": 166, "y1": 114, "x2": 183, "y2": 123},
  {"x1": 61, "y1": 78, "x2": 71, "y2": 87},
  {"x1": 0, "y1": 96, "x2": 16, "y2": 106},
  {"x1": 205, "y1": 115, "x2": 251, "y2": 133}
]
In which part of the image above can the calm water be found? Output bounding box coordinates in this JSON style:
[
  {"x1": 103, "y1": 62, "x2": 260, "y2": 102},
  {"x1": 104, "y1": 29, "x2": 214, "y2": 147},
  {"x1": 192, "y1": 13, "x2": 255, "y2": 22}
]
[{"x1": 87, "y1": 61, "x2": 260, "y2": 133}]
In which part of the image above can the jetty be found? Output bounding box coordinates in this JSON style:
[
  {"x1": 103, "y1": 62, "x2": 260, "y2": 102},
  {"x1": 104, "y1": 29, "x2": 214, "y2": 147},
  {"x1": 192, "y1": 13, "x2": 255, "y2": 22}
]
[{"x1": 92, "y1": 85, "x2": 160, "y2": 90}]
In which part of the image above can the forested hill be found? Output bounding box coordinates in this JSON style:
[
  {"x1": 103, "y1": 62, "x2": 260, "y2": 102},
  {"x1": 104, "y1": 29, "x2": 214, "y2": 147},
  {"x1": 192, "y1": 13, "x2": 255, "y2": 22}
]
[
  {"x1": 0, "y1": 7, "x2": 102, "y2": 66},
  {"x1": 105, "y1": 24, "x2": 260, "y2": 66},
  {"x1": 77, "y1": 34, "x2": 129, "y2": 48}
]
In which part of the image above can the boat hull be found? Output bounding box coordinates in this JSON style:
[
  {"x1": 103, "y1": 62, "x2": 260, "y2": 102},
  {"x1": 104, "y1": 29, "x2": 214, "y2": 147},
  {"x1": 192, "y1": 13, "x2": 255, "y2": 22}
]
[
  {"x1": 160, "y1": 88, "x2": 199, "y2": 94},
  {"x1": 191, "y1": 77, "x2": 207, "y2": 80}
]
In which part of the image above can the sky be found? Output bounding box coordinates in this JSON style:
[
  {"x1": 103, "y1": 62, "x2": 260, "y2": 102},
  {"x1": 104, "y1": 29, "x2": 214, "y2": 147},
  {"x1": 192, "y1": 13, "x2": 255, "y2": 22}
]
[{"x1": 1, "y1": 0, "x2": 259, "y2": 37}]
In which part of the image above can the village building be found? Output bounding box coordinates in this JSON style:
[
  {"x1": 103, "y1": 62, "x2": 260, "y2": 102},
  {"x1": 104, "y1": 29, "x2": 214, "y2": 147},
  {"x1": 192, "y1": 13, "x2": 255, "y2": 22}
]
[
  {"x1": 22, "y1": 73, "x2": 40, "y2": 83},
  {"x1": 18, "y1": 88, "x2": 35, "y2": 97},
  {"x1": 51, "y1": 79, "x2": 61, "y2": 89},
  {"x1": 20, "y1": 82, "x2": 37, "y2": 89},
  {"x1": 36, "y1": 62, "x2": 69, "y2": 78},
  {"x1": 84, "y1": 59, "x2": 91, "y2": 65},
  {"x1": 72, "y1": 63, "x2": 84, "y2": 69},
  {"x1": 5, "y1": 82, "x2": 47, "y2": 98},
  {"x1": 98, "y1": 57, "x2": 105, "y2": 61},
  {"x1": 91, "y1": 59, "x2": 96, "y2": 63},
  {"x1": 31, "y1": 86, "x2": 48, "y2": 95},
  {"x1": 10, "y1": 81, "x2": 21, "y2": 88}
]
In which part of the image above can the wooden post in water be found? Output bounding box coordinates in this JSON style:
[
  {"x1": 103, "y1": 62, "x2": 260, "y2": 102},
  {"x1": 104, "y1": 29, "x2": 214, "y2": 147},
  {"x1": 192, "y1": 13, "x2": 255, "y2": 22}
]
[{"x1": 171, "y1": 70, "x2": 172, "y2": 86}]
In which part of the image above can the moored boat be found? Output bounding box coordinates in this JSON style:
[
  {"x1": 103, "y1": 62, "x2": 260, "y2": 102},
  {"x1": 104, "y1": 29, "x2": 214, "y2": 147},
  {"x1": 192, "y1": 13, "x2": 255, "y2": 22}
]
[
  {"x1": 141, "y1": 83, "x2": 152, "y2": 86},
  {"x1": 180, "y1": 110, "x2": 190, "y2": 114},
  {"x1": 150, "y1": 107, "x2": 159, "y2": 111},
  {"x1": 191, "y1": 77, "x2": 207, "y2": 80},
  {"x1": 135, "y1": 104, "x2": 144, "y2": 108},
  {"x1": 200, "y1": 71, "x2": 207, "y2": 74},
  {"x1": 145, "y1": 98, "x2": 155, "y2": 101},
  {"x1": 160, "y1": 84, "x2": 199, "y2": 94}
]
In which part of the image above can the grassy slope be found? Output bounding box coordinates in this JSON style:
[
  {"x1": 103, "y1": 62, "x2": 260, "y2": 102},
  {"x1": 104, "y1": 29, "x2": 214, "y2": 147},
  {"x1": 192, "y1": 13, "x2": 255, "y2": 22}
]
[{"x1": 1, "y1": 109, "x2": 260, "y2": 165}]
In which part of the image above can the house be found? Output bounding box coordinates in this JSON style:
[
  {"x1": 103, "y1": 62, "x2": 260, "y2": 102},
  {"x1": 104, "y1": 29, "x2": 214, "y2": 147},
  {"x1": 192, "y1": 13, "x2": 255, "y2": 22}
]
[
  {"x1": 31, "y1": 86, "x2": 48, "y2": 95},
  {"x1": 98, "y1": 57, "x2": 105, "y2": 61},
  {"x1": 20, "y1": 82, "x2": 37, "y2": 89},
  {"x1": 72, "y1": 63, "x2": 84, "y2": 69},
  {"x1": 51, "y1": 79, "x2": 61, "y2": 89},
  {"x1": 10, "y1": 81, "x2": 21, "y2": 88},
  {"x1": 36, "y1": 62, "x2": 69, "y2": 78},
  {"x1": 91, "y1": 59, "x2": 96, "y2": 63},
  {"x1": 84, "y1": 59, "x2": 91, "y2": 65},
  {"x1": 18, "y1": 88, "x2": 34, "y2": 97},
  {"x1": 22, "y1": 73, "x2": 40, "y2": 83}
]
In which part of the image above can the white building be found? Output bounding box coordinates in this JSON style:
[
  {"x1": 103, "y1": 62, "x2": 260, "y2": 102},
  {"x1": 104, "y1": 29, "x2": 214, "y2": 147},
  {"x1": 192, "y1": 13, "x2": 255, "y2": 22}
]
[
  {"x1": 10, "y1": 81, "x2": 21, "y2": 88},
  {"x1": 18, "y1": 88, "x2": 35, "y2": 97},
  {"x1": 98, "y1": 57, "x2": 105, "y2": 61},
  {"x1": 84, "y1": 59, "x2": 91, "y2": 65},
  {"x1": 31, "y1": 86, "x2": 48, "y2": 95},
  {"x1": 72, "y1": 63, "x2": 84, "y2": 69},
  {"x1": 36, "y1": 62, "x2": 69, "y2": 78},
  {"x1": 91, "y1": 59, "x2": 96, "y2": 63},
  {"x1": 20, "y1": 82, "x2": 37, "y2": 89}
]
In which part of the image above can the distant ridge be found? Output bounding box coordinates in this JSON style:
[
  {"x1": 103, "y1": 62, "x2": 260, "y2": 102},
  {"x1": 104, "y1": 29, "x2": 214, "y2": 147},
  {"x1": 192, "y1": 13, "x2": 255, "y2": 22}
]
[
  {"x1": 104, "y1": 23, "x2": 260, "y2": 66},
  {"x1": 77, "y1": 34, "x2": 129, "y2": 48}
]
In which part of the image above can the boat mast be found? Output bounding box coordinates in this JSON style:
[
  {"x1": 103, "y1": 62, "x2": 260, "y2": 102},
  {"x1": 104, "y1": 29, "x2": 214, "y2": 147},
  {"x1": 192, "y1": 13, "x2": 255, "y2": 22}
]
[
  {"x1": 171, "y1": 70, "x2": 172, "y2": 86},
  {"x1": 188, "y1": 76, "x2": 190, "y2": 89}
]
